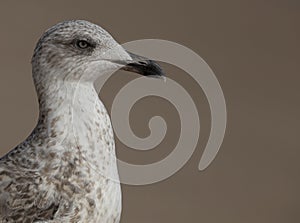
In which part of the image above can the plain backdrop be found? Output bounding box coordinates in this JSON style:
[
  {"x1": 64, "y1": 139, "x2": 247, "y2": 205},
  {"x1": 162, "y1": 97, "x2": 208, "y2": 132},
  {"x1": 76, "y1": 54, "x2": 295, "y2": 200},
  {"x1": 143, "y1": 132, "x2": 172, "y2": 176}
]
[{"x1": 0, "y1": 1, "x2": 299, "y2": 222}]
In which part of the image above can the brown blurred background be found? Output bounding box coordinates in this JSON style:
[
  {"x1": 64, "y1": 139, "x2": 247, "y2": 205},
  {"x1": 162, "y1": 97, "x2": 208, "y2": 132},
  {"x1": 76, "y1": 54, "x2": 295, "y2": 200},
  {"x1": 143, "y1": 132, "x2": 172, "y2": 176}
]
[{"x1": 0, "y1": 1, "x2": 299, "y2": 222}]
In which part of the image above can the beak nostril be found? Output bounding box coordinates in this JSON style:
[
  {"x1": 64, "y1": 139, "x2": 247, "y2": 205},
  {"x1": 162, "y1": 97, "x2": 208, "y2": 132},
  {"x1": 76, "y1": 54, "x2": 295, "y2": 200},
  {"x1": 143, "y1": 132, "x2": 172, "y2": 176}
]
[{"x1": 138, "y1": 61, "x2": 147, "y2": 65}]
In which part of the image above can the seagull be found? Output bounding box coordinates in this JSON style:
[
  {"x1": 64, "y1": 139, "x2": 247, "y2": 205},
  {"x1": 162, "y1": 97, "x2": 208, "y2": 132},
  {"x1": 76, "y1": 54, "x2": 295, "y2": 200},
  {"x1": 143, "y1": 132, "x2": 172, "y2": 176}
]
[{"x1": 0, "y1": 20, "x2": 164, "y2": 223}]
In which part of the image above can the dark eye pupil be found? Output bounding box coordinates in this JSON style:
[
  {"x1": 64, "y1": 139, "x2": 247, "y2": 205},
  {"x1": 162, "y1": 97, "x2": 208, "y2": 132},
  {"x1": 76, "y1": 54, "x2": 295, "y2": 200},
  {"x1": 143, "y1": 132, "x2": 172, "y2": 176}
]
[{"x1": 76, "y1": 40, "x2": 89, "y2": 49}]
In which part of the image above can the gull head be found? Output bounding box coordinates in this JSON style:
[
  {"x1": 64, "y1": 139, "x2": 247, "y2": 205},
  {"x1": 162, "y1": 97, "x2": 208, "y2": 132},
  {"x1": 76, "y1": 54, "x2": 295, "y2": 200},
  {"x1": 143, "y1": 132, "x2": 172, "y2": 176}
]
[{"x1": 31, "y1": 20, "x2": 164, "y2": 84}]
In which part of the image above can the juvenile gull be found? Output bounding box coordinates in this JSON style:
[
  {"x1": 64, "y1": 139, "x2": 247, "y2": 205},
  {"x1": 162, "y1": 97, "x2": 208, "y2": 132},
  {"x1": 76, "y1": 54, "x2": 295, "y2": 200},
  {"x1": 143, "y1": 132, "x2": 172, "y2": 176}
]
[{"x1": 0, "y1": 20, "x2": 164, "y2": 222}]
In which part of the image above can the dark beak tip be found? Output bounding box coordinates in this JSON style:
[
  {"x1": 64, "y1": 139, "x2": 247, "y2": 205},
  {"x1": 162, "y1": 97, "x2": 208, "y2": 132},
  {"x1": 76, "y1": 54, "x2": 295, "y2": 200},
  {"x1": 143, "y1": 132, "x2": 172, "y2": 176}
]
[
  {"x1": 146, "y1": 60, "x2": 165, "y2": 77},
  {"x1": 122, "y1": 51, "x2": 165, "y2": 78}
]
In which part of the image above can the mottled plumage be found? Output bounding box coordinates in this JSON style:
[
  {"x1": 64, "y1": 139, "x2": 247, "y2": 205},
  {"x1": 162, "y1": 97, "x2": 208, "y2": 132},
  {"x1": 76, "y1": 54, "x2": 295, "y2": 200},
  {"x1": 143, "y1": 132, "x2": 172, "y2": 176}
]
[{"x1": 0, "y1": 20, "x2": 164, "y2": 223}]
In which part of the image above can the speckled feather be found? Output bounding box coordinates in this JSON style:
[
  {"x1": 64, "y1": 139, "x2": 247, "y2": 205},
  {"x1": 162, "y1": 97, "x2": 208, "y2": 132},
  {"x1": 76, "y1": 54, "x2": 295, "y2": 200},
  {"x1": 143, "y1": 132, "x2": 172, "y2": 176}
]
[{"x1": 0, "y1": 20, "x2": 132, "y2": 223}]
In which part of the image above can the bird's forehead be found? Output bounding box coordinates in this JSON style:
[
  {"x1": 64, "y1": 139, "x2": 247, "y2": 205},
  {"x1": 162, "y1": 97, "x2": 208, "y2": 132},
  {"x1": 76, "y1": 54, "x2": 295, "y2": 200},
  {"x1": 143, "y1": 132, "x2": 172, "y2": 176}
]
[{"x1": 42, "y1": 20, "x2": 111, "y2": 41}]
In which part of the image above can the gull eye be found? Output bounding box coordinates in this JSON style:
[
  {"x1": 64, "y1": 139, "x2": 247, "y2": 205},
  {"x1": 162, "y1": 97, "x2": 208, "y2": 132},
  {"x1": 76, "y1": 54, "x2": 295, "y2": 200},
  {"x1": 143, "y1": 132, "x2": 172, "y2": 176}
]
[{"x1": 75, "y1": 40, "x2": 90, "y2": 49}]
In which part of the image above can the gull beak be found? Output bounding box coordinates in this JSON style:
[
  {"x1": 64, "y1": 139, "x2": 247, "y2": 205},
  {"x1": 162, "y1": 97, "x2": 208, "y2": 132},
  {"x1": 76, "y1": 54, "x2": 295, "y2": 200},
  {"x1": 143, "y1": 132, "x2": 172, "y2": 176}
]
[{"x1": 113, "y1": 51, "x2": 165, "y2": 79}]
